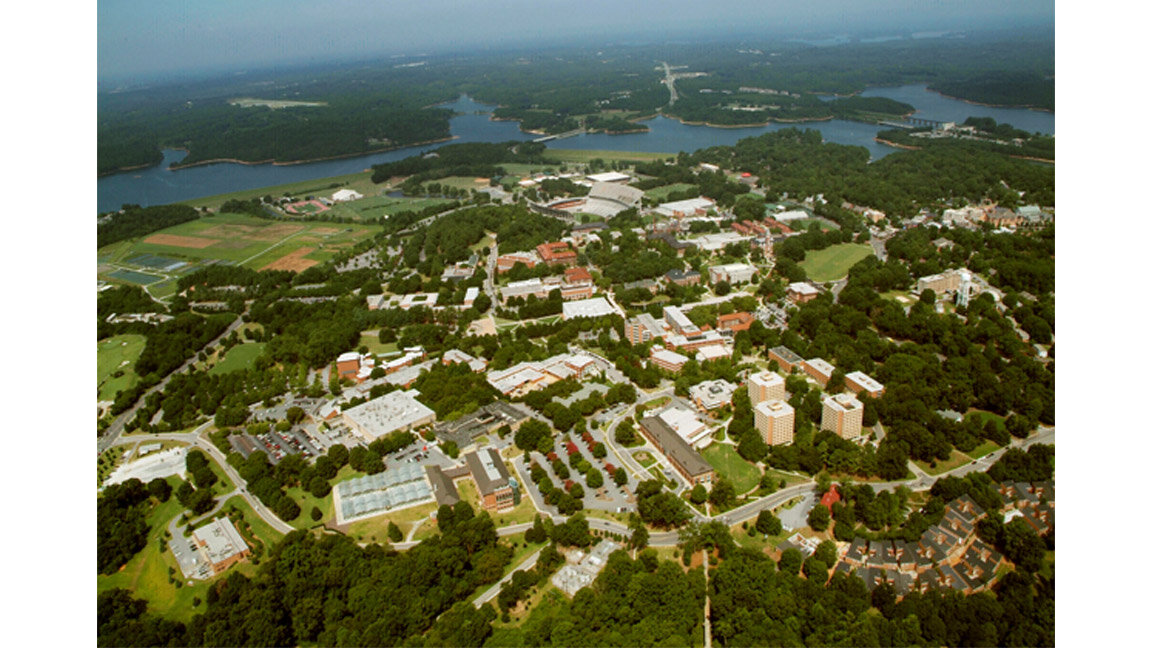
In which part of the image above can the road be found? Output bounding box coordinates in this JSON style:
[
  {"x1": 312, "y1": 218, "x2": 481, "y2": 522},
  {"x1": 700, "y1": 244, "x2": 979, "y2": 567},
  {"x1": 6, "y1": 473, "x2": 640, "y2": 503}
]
[
  {"x1": 660, "y1": 61, "x2": 678, "y2": 106},
  {"x1": 473, "y1": 546, "x2": 544, "y2": 608},
  {"x1": 98, "y1": 315, "x2": 244, "y2": 456},
  {"x1": 109, "y1": 423, "x2": 297, "y2": 536}
]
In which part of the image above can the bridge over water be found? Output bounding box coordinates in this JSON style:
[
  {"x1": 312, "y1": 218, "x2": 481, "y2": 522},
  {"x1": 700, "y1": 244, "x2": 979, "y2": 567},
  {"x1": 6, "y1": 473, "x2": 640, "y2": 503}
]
[{"x1": 879, "y1": 115, "x2": 949, "y2": 130}]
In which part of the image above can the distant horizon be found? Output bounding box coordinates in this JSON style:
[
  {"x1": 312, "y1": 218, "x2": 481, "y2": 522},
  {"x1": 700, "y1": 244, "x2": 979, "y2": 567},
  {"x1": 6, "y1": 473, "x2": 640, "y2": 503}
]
[{"x1": 97, "y1": 1, "x2": 1054, "y2": 87}]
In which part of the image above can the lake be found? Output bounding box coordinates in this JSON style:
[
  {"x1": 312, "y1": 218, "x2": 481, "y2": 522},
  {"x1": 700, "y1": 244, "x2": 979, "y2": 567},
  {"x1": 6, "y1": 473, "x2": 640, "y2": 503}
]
[{"x1": 97, "y1": 87, "x2": 1054, "y2": 213}]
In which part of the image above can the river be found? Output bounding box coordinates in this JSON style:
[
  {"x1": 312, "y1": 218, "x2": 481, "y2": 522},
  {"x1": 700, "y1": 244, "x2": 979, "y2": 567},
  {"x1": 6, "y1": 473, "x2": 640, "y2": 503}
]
[{"x1": 97, "y1": 87, "x2": 1054, "y2": 213}]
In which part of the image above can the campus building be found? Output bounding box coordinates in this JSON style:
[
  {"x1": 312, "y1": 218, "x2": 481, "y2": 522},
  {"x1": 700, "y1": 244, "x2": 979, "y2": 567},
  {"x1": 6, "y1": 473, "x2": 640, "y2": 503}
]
[
  {"x1": 689, "y1": 379, "x2": 737, "y2": 412},
  {"x1": 342, "y1": 390, "x2": 437, "y2": 442},
  {"x1": 822, "y1": 393, "x2": 865, "y2": 439},
  {"x1": 650, "y1": 346, "x2": 690, "y2": 373},
  {"x1": 638, "y1": 414, "x2": 715, "y2": 487},
  {"x1": 464, "y1": 447, "x2": 516, "y2": 512},
  {"x1": 536, "y1": 241, "x2": 578, "y2": 266},
  {"x1": 192, "y1": 518, "x2": 251, "y2": 575},
  {"x1": 709, "y1": 263, "x2": 758, "y2": 285},
  {"x1": 754, "y1": 399, "x2": 795, "y2": 446}
]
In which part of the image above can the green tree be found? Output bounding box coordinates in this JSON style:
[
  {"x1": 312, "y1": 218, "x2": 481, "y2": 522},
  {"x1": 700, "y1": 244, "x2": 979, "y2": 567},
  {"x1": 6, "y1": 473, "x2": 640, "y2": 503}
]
[{"x1": 807, "y1": 503, "x2": 831, "y2": 531}]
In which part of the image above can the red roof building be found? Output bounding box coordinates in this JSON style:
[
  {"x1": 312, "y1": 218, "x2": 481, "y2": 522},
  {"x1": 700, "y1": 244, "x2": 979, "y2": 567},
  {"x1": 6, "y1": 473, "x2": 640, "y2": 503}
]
[
  {"x1": 536, "y1": 241, "x2": 578, "y2": 266},
  {"x1": 717, "y1": 311, "x2": 754, "y2": 333},
  {"x1": 564, "y1": 266, "x2": 593, "y2": 285},
  {"x1": 820, "y1": 484, "x2": 842, "y2": 511}
]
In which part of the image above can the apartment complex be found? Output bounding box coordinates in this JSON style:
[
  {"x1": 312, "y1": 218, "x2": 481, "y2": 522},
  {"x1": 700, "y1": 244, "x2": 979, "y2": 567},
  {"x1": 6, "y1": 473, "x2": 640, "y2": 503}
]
[
  {"x1": 846, "y1": 371, "x2": 885, "y2": 399},
  {"x1": 821, "y1": 393, "x2": 865, "y2": 439},
  {"x1": 754, "y1": 399, "x2": 795, "y2": 446},
  {"x1": 804, "y1": 358, "x2": 835, "y2": 387},
  {"x1": 748, "y1": 370, "x2": 786, "y2": 405},
  {"x1": 768, "y1": 346, "x2": 805, "y2": 373}
]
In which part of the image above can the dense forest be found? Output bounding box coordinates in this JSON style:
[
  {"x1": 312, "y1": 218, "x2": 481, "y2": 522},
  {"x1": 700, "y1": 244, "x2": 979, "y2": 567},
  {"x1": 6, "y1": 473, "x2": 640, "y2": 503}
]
[
  {"x1": 98, "y1": 204, "x2": 202, "y2": 244},
  {"x1": 99, "y1": 29, "x2": 1053, "y2": 174},
  {"x1": 688, "y1": 128, "x2": 1054, "y2": 216}
]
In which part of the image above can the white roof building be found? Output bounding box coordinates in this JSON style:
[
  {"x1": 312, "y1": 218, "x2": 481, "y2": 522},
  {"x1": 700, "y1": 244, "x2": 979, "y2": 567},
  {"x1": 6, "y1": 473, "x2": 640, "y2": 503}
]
[
  {"x1": 342, "y1": 390, "x2": 436, "y2": 441},
  {"x1": 562, "y1": 297, "x2": 616, "y2": 320},
  {"x1": 332, "y1": 189, "x2": 364, "y2": 202},
  {"x1": 689, "y1": 379, "x2": 737, "y2": 411},
  {"x1": 656, "y1": 197, "x2": 716, "y2": 218},
  {"x1": 710, "y1": 263, "x2": 758, "y2": 285},
  {"x1": 657, "y1": 406, "x2": 711, "y2": 447},
  {"x1": 585, "y1": 171, "x2": 631, "y2": 183}
]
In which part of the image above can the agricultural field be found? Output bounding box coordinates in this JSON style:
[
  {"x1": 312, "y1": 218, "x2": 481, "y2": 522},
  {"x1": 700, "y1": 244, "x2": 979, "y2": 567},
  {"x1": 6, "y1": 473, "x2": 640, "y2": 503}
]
[
  {"x1": 798, "y1": 243, "x2": 874, "y2": 282},
  {"x1": 97, "y1": 334, "x2": 147, "y2": 401}
]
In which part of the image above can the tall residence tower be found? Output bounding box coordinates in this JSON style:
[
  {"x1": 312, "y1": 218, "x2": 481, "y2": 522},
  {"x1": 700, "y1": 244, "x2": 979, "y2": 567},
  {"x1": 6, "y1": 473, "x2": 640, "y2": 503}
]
[
  {"x1": 754, "y1": 399, "x2": 795, "y2": 446},
  {"x1": 748, "y1": 371, "x2": 786, "y2": 406},
  {"x1": 821, "y1": 393, "x2": 865, "y2": 439}
]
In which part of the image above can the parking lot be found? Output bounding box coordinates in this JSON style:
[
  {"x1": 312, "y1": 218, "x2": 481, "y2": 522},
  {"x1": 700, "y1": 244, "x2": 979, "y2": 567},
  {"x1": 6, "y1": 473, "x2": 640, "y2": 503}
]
[{"x1": 520, "y1": 428, "x2": 635, "y2": 515}]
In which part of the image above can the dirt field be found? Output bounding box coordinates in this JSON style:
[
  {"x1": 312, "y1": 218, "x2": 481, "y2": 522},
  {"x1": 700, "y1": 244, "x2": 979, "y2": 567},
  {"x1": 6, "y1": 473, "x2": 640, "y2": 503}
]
[
  {"x1": 310, "y1": 227, "x2": 341, "y2": 235},
  {"x1": 261, "y1": 247, "x2": 318, "y2": 271},
  {"x1": 143, "y1": 234, "x2": 218, "y2": 249}
]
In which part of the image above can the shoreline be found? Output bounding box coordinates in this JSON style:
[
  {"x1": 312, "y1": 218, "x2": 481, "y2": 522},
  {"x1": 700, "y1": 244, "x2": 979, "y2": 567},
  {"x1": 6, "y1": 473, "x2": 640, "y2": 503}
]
[
  {"x1": 925, "y1": 87, "x2": 1054, "y2": 115},
  {"x1": 874, "y1": 137, "x2": 921, "y2": 151},
  {"x1": 167, "y1": 137, "x2": 457, "y2": 171},
  {"x1": 663, "y1": 113, "x2": 836, "y2": 129}
]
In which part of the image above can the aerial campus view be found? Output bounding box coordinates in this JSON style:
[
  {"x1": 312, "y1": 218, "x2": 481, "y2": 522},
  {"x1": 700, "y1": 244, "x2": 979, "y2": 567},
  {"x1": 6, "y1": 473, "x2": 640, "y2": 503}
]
[{"x1": 92, "y1": 2, "x2": 1070, "y2": 646}]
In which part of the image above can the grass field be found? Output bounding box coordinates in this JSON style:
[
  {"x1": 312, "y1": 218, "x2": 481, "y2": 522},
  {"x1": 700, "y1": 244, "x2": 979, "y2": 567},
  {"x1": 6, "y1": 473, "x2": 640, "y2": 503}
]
[
  {"x1": 207, "y1": 343, "x2": 266, "y2": 375},
  {"x1": 644, "y1": 183, "x2": 698, "y2": 201},
  {"x1": 701, "y1": 443, "x2": 762, "y2": 494},
  {"x1": 98, "y1": 334, "x2": 147, "y2": 401},
  {"x1": 357, "y1": 332, "x2": 399, "y2": 356},
  {"x1": 914, "y1": 448, "x2": 974, "y2": 476},
  {"x1": 345, "y1": 501, "x2": 438, "y2": 545},
  {"x1": 798, "y1": 243, "x2": 874, "y2": 282},
  {"x1": 966, "y1": 440, "x2": 1002, "y2": 460},
  {"x1": 97, "y1": 212, "x2": 383, "y2": 297},
  {"x1": 180, "y1": 171, "x2": 377, "y2": 211}
]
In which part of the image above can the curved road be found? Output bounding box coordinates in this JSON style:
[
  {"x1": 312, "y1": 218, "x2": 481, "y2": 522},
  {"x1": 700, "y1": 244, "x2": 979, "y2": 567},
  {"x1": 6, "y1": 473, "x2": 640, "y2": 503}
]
[{"x1": 98, "y1": 316, "x2": 244, "y2": 456}]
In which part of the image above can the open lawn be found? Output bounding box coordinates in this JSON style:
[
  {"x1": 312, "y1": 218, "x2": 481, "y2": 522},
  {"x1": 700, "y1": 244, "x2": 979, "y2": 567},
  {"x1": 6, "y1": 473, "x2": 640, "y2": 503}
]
[
  {"x1": 731, "y1": 524, "x2": 789, "y2": 555},
  {"x1": 208, "y1": 343, "x2": 266, "y2": 375},
  {"x1": 798, "y1": 243, "x2": 874, "y2": 282},
  {"x1": 701, "y1": 443, "x2": 762, "y2": 494},
  {"x1": 358, "y1": 332, "x2": 399, "y2": 356},
  {"x1": 180, "y1": 171, "x2": 377, "y2": 211},
  {"x1": 644, "y1": 183, "x2": 698, "y2": 201},
  {"x1": 345, "y1": 501, "x2": 437, "y2": 545},
  {"x1": 915, "y1": 448, "x2": 974, "y2": 476},
  {"x1": 966, "y1": 440, "x2": 1002, "y2": 460},
  {"x1": 98, "y1": 334, "x2": 147, "y2": 401}
]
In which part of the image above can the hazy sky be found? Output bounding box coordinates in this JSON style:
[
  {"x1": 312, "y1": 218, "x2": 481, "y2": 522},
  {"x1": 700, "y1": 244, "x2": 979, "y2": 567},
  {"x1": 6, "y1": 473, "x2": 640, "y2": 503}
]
[{"x1": 98, "y1": 0, "x2": 1054, "y2": 83}]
